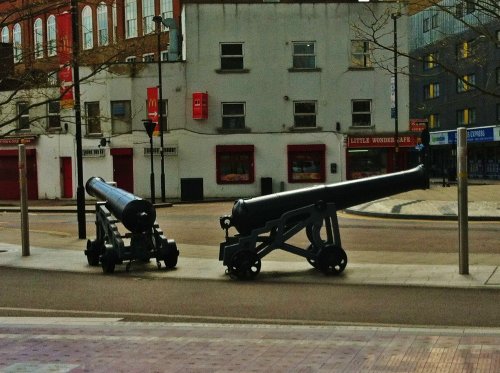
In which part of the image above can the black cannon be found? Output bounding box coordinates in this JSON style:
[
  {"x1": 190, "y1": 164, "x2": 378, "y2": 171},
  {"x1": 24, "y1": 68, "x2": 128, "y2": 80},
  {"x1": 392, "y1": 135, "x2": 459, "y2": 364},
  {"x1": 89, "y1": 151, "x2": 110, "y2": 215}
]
[
  {"x1": 220, "y1": 165, "x2": 427, "y2": 280},
  {"x1": 84, "y1": 177, "x2": 178, "y2": 273}
]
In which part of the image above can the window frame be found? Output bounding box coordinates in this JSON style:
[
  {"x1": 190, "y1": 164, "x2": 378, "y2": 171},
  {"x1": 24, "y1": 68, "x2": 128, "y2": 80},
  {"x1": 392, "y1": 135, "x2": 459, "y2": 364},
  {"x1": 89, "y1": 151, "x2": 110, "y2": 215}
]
[
  {"x1": 143, "y1": 53, "x2": 154, "y2": 62},
  {"x1": 219, "y1": 42, "x2": 244, "y2": 71},
  {"x1": 33, "y1": 18, "x2": 43, "y2": 59},
  {"x1": 216, "y1": 145, "x2": 255, "y2": 184},
  {"x1": 457, "y1": 108, "x2": 476, "y2": 126},
  {"x1": 111, "y1": 100, "x2": 132, "y2": 134},
  {"x1": 351, "y1": 99, "x2": 372, "y2": 127},
  {"x1": 457, "y1": 73, "x2": 476, "y2": 93},
  {"x1": 17, "y1": 102, "x2": 30, "y2": 131},
  {"x1": 82, "y1": 6, "x2": 93, "y2": 50},
  {"x1": 293, "y1": 101, "x2": 317, "y2": 128},
  {"x1": 423, "y1": 17, "x2": 430, "y2": 33},
  {"x1": 13, "y1": 23, "x2": 21, "y2": 63},
  {"x1": 1, "y1": 26, "x2": 9, "y2": 43},
  {"x1": 423, "y1": 52, "x2": 438, "y2": 70},
  {"x1": 142, "y1": 0, "x2": 155, "y2": 35},
  {"x1": 292, "y1": 41, "x2": 316, "y2": 69},
  {"x1": 287, "y1": 144, "x2": 326, "y2": 183},
  {"x1": 125, "y1": 0, "x2": 138, "y2": 39},
  {"x1": 424, "y1": 82, "x2": 440, "y2": 99},
  {"x1": 456, "y1": 40, "x2": 473, "y2": 60},
  {"x1": 221, "y1": 102, "x2": 246, "y2": 130},
  {"x1": 47, "y1": 15, "x2": 57, "y2": 56},
  {"x1": 47, "y1": 101, "x2": 61, "y2": 130},
  {"x1": 350, "y1": 40, "x2": 372, "y2": 68},
  {"x1": 97, "y1": 3, "x2": 109, "y2": 47},
  {"x1": 428, "y1": 113, "x2": 440, "y2": 129},
  {"x1": 85, "y1": 101, "x2": 102, "y2": 135}
]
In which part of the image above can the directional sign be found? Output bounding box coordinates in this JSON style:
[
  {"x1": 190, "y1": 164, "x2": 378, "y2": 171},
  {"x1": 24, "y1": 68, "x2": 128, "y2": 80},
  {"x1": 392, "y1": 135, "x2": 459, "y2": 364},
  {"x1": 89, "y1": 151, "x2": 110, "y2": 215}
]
[{"x1": 147, "y1": 87, "x2": 159, "y2": 124}]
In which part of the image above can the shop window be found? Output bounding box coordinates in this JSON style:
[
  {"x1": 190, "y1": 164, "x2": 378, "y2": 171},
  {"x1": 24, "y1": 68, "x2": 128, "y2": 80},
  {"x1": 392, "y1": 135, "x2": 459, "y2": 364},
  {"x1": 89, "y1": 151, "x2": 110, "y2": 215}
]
[
  {"x1": 294, "y1": 101, "x2": 317, "y2": 128},
  {"x1": 428, "y1": 113, "x2": 440, "y2": 129},
  {"x1": 292, "y1": 41, "x2": 316, "y2": 69},
  {"x1": 85, "y1": 102, "x2": 101, "y2": 135},
  {"x1": 457, "y1": 74, "x2": 475, "y2": 93},
  {"x1": 82, "y1": 6, "x2": 93, "y2": 50},
  {"x1": 17, "y1": 102, "x2": 29, "y2": 130},
  {"x1": 222, "y1": 102, "x2": 245, "y2": 129},
  {"x1": 97, "y1": 3, "x2": 109, "y2": 46},
  {"x1": 424, "y1": 82, "x2": 440, "y2": 99},
  {"x1": 457, "y1": 108, "x2": 476, "y2": 126},
  {"x1": 351, "y1": 100, "x2": 371, "y2": 127},
  {"x1": 111, "y1": 100, "x2": 132, "y2": 134},
  {"x1": 216, "y1": 145, "x2": 254, "y2": 184},
  {"x1": 423, "y1": 52, "x2": 438, "y2": 70},
  {"x1": 287, "y1": 144, "x2": 325, "y2": 183},
  {"x1": 220, "y1": 43, "x2": 244, "y2": 70},
  {"x1": 348, "y1": 148, "x2": 388, "y2": 180},
  {"x1": 350, "y1": 40, "x2": 371, "y2": 68},
  {"x1": 47, "y1": 101, "x2": 61, "y2": 129}
]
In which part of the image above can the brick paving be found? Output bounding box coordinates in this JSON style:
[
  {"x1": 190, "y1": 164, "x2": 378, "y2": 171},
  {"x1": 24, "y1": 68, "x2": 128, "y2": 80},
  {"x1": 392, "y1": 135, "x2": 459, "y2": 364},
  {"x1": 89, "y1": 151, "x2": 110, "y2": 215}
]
[{"x1": 1, "y1": 319, "x2": 500, "y2": 372}]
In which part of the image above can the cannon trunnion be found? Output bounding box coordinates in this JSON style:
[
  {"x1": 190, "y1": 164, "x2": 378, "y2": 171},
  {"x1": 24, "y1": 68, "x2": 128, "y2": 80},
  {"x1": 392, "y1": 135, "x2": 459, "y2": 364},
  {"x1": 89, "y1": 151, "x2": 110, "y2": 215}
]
[
  {"x1": 220, "y1": 165, "x2": 427, "y2": 280},
  {"x1": 84, "y1": 177, "x2": 178, "y2": 274}
]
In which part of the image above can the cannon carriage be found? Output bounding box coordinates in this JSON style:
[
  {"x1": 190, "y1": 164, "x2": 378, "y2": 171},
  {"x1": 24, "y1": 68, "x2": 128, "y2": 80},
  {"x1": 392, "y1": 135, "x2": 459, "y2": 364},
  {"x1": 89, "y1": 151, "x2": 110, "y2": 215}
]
[
  {"x1": 84, "y1": 177, "x2": 178, "y2": 274},
  {"x1": 220, "y1": 165, "x2": 428, "y2": 280}
]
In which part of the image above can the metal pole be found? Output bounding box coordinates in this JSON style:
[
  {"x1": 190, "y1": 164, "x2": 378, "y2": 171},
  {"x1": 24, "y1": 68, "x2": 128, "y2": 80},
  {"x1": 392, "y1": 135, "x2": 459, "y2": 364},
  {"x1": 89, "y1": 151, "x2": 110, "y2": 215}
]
[
  {"x1": 150, "y1": 136, "x2": 155, "y2": 204},
  {"x1": 154, "y1": 17, "x2": 166, "y2": 202},
  {"x1": 392, "y1": 13, "x2": 400, "y2": 171},
  {"x1": 19, "y1": 144, "x2": 30, "y2": 256},
  {"x1": 457, "y1": 127, "x2": 469, "y2": 275},
  {"x1": 71, "y1": 0, "x2": 86, "y2": 239}
]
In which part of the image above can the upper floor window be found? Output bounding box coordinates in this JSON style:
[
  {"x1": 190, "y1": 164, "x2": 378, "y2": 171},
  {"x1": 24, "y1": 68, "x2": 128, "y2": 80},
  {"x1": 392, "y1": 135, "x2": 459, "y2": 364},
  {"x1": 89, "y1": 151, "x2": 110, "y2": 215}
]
[
  {"x1": 431, "y1": 14, "x2": 439, "y2": 29},
  {"x1": 220, "y1": 43, "x2": 244, "y2": 70},
  {"x1": 428, "y1": 113, "x2": 440, "y2": 129},
  {"x1": 34, "y1": 18, "x2": 43, "y2": 59},
  {"x1": 292, "y1": 41, "x2": 316, "y2": 69},
  {"x1": 82, "y1": 6, "x2": 93, "y2": 50},
  {"x1": 142, "y1": 0, "x2": 155, "y2": 35},
  {"x1": 85, "y1": 102, "x2": 102, "y2": 135},
  {"x1": 424, "y1": 82, "x2": 440, "y2": 99},
  {"x1": 161, "y1": 0, "x2": 174, "y2": 24},
  {"x1": 1, "y1": 26, "x2": 8, "y2": 43},
  {"x1": 111, "y1": 100, "x2": 132, "y2": 134},
  {"x1": 456, "y1": 40, "x2": 472, "y2": 59},
  {"x1": 423, "y1": 52, "x2": 438, "y2": 70},
  {"x1": 352, "y1": 100, "x2": 372, "y2": 127},
  {"x1": 112, "y1": 1, "x2": 117, "y2": 43},
  {"x1": 97, "y1": 3, "x2": 109, "y2": 46},
  {"x1": 456, "y1": 2, "x2": 464, "y2": 18},
  {"x1": 350, "y1": 40, "x2": 371, "y2": 68},
  {"x1": 222, "y1": 102, "x2": 245, "y2": 129},
  {"x1": 47, "y1": 15, "x2": 57, "y2": 56},
  {"x1": 13, "y1": 23, "x2": 22, "y2": 63},
  {"x1": 143, "y1": 53, "x2": 154, "y2": 62},
  {"x1": 457, "y1": 74, "x2": 476, "y2": 92},
  {"x1": 465, "y1": 0, "x2": 476, "y2": 14},
  {"x1": 125, "y1": 0, "x2": 138, "y2": 39},
  {"x1": 423, "y1": 18, "x2": 430, "y2": 33},
  {"x1": 125, "y1": 56, "x2": 136, "y2": 63},
  {"x1": 496, "y1": 67, "x2": 500, "y2": 85},
  {"x1": 47, "y1": 101, "x2": 61, "y2": 129},
  {"x1": 17, "y1": 102, "x2": 30, "y2": 130},
  {"x1": 457, "y1": 108, "x2": 476, "y2": 126},
  {"x1": 496, "y1": 30, "x2": 500, "y2": 48},
  {"x1": 293, "y1": 101, "x2": 317, "y2": 128}
]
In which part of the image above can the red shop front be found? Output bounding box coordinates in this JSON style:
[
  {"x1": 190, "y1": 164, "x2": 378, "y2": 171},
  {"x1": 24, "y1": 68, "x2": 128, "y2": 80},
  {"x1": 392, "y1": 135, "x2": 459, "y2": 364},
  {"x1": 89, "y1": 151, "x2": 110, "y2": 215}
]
[{"x1": 346, "y1": 134, "x2": 419, "y2": 180}]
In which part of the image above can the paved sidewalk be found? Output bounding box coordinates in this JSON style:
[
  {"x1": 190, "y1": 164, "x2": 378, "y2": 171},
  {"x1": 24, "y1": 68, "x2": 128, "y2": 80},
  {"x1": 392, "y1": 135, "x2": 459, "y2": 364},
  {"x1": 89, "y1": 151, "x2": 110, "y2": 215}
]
[{"x1": 1, "y1": 318, "x2": 500, "y2": 373}]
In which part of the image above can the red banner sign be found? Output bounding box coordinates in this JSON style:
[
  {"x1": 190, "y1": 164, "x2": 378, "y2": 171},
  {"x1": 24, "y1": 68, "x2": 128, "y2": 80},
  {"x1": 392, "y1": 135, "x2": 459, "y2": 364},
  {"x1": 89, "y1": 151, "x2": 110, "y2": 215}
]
[
  {"x1": 409, "y1": 118, "x2": 428, "y2": 132},
  {"x1": 56, "y1": 12, "x2": 74, "y2": 108},
  {"x1": 347, "y1": 135, "x2": 418, "y2": 148},
  {"x1": 147, "y1": 87, "x2": 160, "y2": 136}
]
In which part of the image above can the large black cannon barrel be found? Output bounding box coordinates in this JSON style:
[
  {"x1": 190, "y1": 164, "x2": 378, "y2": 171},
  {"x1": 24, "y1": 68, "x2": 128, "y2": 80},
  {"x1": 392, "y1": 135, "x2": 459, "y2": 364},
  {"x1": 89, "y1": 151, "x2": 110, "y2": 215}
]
[
  {"x1": 86, "y1": 177, "x2": 156, "y2": 233},
  {"x1": 230, "y1": 165, "x2": 427, "y2": 235}
]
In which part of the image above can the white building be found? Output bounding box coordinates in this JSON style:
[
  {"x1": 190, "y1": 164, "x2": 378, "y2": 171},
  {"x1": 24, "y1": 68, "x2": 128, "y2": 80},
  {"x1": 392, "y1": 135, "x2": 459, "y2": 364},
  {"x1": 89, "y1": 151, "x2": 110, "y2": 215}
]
[{"x1": 0, "y1": 0, "x2": 410, "y2": 201}]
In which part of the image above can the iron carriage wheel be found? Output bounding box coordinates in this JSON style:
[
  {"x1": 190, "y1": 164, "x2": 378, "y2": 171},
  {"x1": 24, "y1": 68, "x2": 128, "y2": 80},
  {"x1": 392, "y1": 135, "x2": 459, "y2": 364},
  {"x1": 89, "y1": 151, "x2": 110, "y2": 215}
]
[
  {"x1": 227, "y1": 250, "x2": 261, "y2": 280},
  {"x1": 316, "y1": 244, "x2": 347, "y2": 275}
]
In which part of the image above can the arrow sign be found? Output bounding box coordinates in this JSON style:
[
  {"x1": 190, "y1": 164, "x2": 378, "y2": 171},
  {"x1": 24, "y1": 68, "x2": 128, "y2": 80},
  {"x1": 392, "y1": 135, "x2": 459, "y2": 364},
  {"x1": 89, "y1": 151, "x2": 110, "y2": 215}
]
[{"x1": 147, "y1": 87, "x2": 159, "y2": 125}]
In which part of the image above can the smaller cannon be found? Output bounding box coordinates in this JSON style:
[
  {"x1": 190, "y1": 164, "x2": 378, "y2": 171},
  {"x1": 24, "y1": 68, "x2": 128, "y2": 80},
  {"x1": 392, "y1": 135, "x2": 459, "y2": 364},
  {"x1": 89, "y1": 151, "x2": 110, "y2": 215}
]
[
  {"x1": 220, "y1": 165, "x2": 427, "y2": 280},
  {"x1": 84, "y1": 177, "x2": 178, "y2": 273}
]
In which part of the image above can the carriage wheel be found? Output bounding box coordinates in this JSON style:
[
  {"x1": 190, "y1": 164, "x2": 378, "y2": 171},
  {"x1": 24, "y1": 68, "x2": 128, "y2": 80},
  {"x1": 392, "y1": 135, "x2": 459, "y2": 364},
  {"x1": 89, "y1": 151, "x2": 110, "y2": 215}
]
[
  {"x1": 161, "y1": 239, "x2": 179, "y2": 269},
  {"x1": 227, "y1": 250, "x2": 261, "y2": 280},
  {"x1": 317, "y1": 245, "x2": 347, "y2": 275},
  {"x1": 101, "y1": 250, "x2": 117, "y2": 274},
  {"x1": 85, "y1": 240, "x2": 102, "y2": 266}
]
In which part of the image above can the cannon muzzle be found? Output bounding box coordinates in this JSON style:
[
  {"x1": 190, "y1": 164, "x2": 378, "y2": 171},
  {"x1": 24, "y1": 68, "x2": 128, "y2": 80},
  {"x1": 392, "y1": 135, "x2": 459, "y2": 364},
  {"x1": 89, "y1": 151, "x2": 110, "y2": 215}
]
[
  {"x1": 229, "y1": 165, "x2": 427, "y2": 235},
  {"x1": 85, "y1": 177, "x2": 156, "y2": 233}
]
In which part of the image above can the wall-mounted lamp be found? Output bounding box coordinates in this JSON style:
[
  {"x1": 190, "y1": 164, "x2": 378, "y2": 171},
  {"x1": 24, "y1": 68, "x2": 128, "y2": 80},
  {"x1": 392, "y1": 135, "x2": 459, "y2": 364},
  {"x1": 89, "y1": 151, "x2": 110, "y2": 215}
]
[
  {"x1": 336, "y1": 122, "x2": 341, "y2": 131},
  {"x1": 98, "y1": 137, "x2": 110, "y2": 147},
  {"x1": 283, "y1": 95, "x2": 289, "y2": 101}
]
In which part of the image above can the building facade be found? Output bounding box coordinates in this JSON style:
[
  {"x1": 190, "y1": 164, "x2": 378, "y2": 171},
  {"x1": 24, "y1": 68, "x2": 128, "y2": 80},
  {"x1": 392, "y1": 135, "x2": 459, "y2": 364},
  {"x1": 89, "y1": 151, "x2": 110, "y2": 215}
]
[
  {"x1": 409, "y1": 0, "x2": 500, "y2": 179},
  {"x1": 0, "y1": 0, "x2": 411, "y2": 200}
]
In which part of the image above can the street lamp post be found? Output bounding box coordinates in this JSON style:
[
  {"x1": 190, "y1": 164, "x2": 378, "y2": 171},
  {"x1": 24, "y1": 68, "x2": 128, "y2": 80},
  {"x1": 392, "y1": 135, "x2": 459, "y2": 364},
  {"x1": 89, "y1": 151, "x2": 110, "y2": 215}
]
[
  {"x1": 152, "y1": 15, "x2": 166, "y2": 203},
  {"x1": 143, "y1": 119, "x2": 155, "y2": 204},
  {"x1": 391, "y1": 12, "x2": 401, "y2": 172},
  {"x1": 71, "y1": 0, "x2": 86, "y2": 239}
]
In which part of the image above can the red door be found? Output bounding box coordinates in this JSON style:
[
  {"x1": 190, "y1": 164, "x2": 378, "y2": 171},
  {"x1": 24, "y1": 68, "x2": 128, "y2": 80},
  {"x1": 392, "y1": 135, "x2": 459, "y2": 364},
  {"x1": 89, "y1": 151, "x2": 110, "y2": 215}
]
[
  {"x1": 111, "y1": 148, "x2": 134, "y2": 193},
  {"x1": 0, "y1": 149, "x2": 38, "y2": 200},
  {"x1": 61, "y1": 157, "x2": 73, "y2": 198}
]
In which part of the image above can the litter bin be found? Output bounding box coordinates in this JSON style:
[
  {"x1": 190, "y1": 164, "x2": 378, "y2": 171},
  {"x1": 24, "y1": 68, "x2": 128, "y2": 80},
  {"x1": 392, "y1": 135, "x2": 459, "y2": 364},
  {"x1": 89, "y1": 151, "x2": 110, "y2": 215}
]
[{"x1": 180, "y1": 178, "x2": 204, "y2": 201}]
